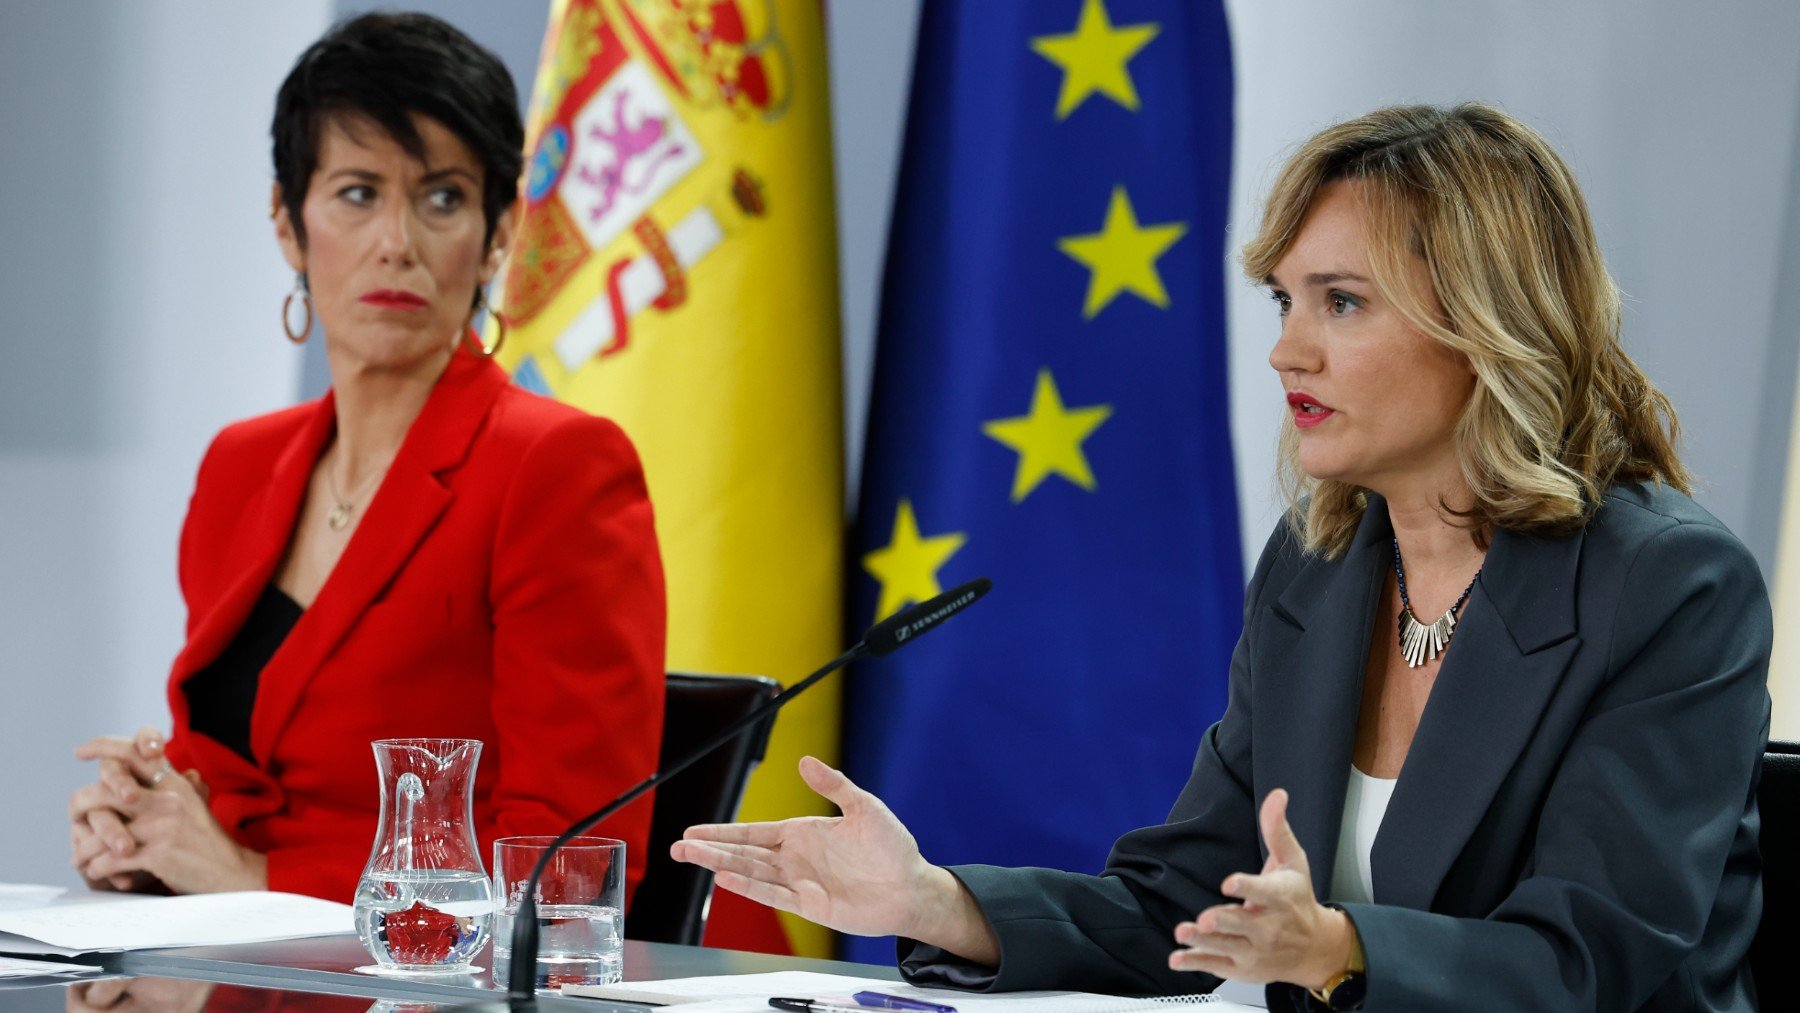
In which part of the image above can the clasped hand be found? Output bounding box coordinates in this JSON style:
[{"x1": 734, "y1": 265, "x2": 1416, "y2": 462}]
[
  {"x1": 68, "y1": 727, "x2": 267, "y2": 894},
  {"x1": 1170, "y1": 788, "x2": 1353, "y2": 989},
  {"x1": 65, "y1": 976, "x2": 213, "y2": 1013}
]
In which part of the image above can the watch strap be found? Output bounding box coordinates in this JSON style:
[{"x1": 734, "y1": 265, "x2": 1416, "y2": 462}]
[
  {"x1": 1308, "y1": 904, "x2": 1366, "y2": 1009},
  {"x1": 1307, "y1": 970, "x2": 1367, "y2": 1011}
]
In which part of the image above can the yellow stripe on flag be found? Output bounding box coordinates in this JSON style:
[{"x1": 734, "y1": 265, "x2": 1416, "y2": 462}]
[{"x1": 497, "y1": 0, "x2": 842, "y2": 957}]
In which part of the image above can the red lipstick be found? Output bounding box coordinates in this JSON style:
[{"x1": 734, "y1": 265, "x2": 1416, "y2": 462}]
[
  {"x1": 360, "y1": 289, "x2": 428, "y2": 309},
  {"x1": 1286, "y1": 391, "x2": 1335, "y2": 429}
]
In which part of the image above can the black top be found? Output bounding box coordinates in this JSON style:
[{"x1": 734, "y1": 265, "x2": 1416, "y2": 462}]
[{"x1": 183, "y1": 584, "x2": 302, "y2": 763}]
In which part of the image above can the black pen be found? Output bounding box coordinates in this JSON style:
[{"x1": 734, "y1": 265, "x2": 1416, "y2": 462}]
[{"x1": 769, "y1": 999, "x2": 871, "y2": 1013}]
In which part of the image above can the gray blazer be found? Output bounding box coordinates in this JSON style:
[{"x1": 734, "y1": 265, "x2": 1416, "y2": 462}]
[{"x1": 898, "y1": 483, "x2": 1771, "y2": 1011}]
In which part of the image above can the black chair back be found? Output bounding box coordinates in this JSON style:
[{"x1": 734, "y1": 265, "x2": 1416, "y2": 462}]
[
  {"x1": 626, "y1": 671, "x2": 782, "y2": 946},
  {"x1": 1753, "y1": 739, "x2": 1800, "y2": 996}
]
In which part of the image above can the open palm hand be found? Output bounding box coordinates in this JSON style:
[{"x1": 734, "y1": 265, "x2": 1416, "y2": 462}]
[{"x1": 671, "y1": 755, "x2": 935, "y2": 939}]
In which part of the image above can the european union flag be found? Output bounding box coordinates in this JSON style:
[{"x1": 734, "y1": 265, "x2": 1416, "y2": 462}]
[{"x1": 844, "y1": 0, "x2": 1240, "y2": 963}]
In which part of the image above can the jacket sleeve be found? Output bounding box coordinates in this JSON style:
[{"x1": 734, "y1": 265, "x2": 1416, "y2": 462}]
[
  {"x1": 480, "y1": 413, "x2": 667, "y2": 904},
  {"x1": 262, "y1": 840, "x2": 369, "y2": 900},
  {"x1": 1328, "y1": 521, "x2": 1769, "y2": 1012},
  {"x1": 897, "y1": 525, "x2": 1293, "y2": 995}
]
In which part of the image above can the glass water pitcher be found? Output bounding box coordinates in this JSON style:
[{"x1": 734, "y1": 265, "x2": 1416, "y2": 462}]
[{"x1": 353, "y1": 737, "x2": 492, "y2": 973}]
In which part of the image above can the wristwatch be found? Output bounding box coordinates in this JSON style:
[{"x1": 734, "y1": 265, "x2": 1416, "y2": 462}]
[
  {"x1": 1307, "y1": 913, "x2": 1367, "y2": 1011},
  {"x1": 1308, "y1": 968, "x2": 1366, "y2": 1011}
]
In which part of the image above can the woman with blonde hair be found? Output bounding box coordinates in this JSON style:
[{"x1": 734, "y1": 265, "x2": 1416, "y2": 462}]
[{"x1": 673, "y1": 103, "x2": 1769, "y2": 1011}]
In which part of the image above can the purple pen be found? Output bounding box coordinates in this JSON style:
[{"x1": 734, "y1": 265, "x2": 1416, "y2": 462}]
[{"x1": 851, "y1": 991, "x2": 958, "y2": 1013}]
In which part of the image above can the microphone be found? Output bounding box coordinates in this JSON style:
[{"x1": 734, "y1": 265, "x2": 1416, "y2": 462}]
[
  {"x1": 497, "y1": 577, "x2": 994, "y2": 1003},
  {"x1": 863, "y1": 578, "x2": 992, "y2": 656}
]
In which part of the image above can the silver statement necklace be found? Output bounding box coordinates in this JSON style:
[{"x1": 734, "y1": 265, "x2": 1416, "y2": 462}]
[{"x1": 1392, "y1": 537, "x2": 1481, "y2": 668}]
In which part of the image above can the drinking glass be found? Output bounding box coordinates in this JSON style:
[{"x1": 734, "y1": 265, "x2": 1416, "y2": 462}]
[{"x1": 491, "y1": 836, "x2": 626, "y2": 991}]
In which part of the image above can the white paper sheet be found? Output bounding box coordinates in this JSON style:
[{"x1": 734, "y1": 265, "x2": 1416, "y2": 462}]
[
  {"x1": 562, "y1": 970, "x2": 1263, "y2": 1012},
  {"x1": 0, "y1": 956, "x2": 105, "y2": 979},
  {"x1": 0, "y1": 934, "x2": 86, "y2": 959},
  {"x1": 0, "y1": 884, "x2": 65, "y2": 912},
  {"x1": 0, "y1": 891, "x2": 354, "y2": 953}
]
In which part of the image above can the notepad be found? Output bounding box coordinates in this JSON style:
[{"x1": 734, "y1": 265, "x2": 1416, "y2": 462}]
[
  {"x1": 561, "y1": 970, "x2": 1263, "y2": 1011},
  {"x1": 0, "y1": 891, "x2": 353, "y2": 954}
]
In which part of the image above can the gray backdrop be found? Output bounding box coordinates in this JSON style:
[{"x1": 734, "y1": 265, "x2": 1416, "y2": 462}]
[{"x1": 4, "y1": 0, "x2": 1796, "y2": 891}]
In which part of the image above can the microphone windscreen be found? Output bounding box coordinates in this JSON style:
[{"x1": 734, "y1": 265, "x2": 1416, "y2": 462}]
[{"x1": 862, "y1": 577, "x2": 993, "y2": 657}]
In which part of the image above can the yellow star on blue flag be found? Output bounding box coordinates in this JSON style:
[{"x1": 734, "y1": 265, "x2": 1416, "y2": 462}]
[
  {"x1": 1058, "y1": 185, "x2": 1189, "y2": 319},
  {"x1": 1030, "y1": 0, "x2": 1161, "y2": 120},
  {"x1": 862, "y1": 499, "x2": 967, "y2": 620},
  {"x1": 983, "y1": 369, "x2": 1114, "y2": 502}
]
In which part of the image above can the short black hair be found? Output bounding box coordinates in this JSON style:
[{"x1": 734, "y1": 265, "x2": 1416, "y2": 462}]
[{"x1": 271, "y1": 12, "x2": 523, "y2": 249}]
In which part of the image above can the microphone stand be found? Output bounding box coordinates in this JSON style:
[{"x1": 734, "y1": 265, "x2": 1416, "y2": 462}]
[
  {"x1": 502, "y1": 641, "x2": 872, "y2": 1000},
  {"x1": 458, "y1": 577, "x2": 991, "y2": 1009}
]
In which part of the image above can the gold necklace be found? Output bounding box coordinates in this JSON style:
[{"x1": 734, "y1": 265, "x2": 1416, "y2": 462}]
[{"x1": 324, "y1": 461, "x2": 383, "y2": 531}]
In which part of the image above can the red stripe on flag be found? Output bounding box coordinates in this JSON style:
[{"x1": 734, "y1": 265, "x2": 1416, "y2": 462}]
[
  {"x1": 702, "y1": 890, "x2": 798, "y2": 955},
  {"x1": 553, "y1": 1, "x2": 630, "y2": 126},
  {"x1": 614, "y1": 0, "x2": 691, "y2": 99}
]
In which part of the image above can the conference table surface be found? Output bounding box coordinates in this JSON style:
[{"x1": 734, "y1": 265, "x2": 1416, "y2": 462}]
[{"x1": 10, "y1": 934, "x2": 904, "y2": 1010}]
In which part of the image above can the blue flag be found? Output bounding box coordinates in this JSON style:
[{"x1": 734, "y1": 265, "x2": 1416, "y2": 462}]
[{"x1": 844, "y1": 0, "x2": 1240, "y2": 963}]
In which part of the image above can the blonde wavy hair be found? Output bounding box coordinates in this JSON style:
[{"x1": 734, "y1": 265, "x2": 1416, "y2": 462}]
[{"x1": 1243, "y1": 103, "x2": 1690, "y2": 557}]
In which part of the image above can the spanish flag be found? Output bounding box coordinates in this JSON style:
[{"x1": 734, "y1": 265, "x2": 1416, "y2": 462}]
[{"x1": 495, "y1": 0, "x2": 842, "y2": 956}]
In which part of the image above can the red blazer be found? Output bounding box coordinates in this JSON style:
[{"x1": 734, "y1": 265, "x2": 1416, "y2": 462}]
[{"x1": 162, "y1": 349, "x2": 665, "y2": 904}]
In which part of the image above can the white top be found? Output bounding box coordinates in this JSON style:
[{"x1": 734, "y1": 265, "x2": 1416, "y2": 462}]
[{"x1": 1327, "y1": 767, "x2": 1398, "y2": 905}]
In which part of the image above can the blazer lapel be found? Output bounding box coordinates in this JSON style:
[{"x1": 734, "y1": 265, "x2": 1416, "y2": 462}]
[
  {"x1": 250, "y1": 351, "x2": 508, "y2": 761},
  {"x1": 1253, "y1": 500, "x2": 1392, "y2": 898},
  {"x1": 1371, "y1": 522, "x2": 1583, "y2": 910},
  {"x1": 170, "y1": 395, "x2": 335, "y2": 693}
]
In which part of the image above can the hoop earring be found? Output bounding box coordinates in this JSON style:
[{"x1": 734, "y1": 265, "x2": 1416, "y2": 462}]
[
  {"x1": 281, "y1": 275, "x2": 311, "y2": 344},
  {"x1": 474, "y1": 290, "x2": 507, "y2": 357}
]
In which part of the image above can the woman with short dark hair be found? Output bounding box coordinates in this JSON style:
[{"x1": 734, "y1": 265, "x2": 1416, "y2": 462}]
[{"x1": 65, "y1": 12, "x2": 666, "y2": 905}]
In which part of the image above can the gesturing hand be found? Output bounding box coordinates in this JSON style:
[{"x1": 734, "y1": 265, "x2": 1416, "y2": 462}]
[
  {"x1": 671, "y1": 755, "x2": 941, "y2": 939},
  {"x1": 1169, "y1": 788, "x2": 1354, "y2": 989}
]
